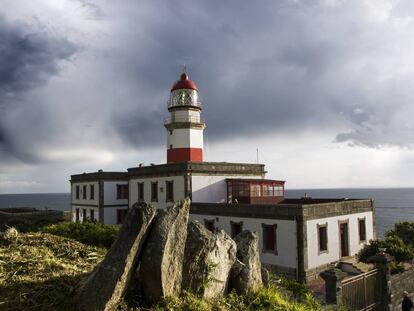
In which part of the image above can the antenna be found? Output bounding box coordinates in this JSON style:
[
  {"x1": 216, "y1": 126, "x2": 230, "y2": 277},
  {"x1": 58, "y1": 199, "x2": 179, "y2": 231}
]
[
  {"x1": 256, "y1": 148, "x2": 259, "y2": 164},
  {"x1": 183, "y1": 63, "x2": 187, "y2": 74}
]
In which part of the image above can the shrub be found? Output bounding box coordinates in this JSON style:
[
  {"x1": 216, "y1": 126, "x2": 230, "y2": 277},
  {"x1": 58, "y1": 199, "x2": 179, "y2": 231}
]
[
  {"x1": 41, "y1": 221, "x2": 119, "y2": 248},
  {"x1": 358, "y1": 236, "x2": 414, "y2": 263},
  {"x1": 386, "y1": 221, "x2": 414, "y2": 247},
  {"x1": 389, "y1": 261, "x2": 405, "y2": 274},
  {"x1": 5, "y1": 218, "x2": 60, "y2": 233}
]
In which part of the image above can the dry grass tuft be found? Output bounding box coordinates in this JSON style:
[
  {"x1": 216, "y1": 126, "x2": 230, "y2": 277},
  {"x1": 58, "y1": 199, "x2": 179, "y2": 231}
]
[{"x1": 0, "y1": 232, "x2": 106, "y2": 311}]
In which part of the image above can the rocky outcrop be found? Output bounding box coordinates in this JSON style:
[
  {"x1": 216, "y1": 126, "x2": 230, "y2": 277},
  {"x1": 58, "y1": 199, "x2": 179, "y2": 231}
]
[
  {"x1": 139, "y1": 198, "x2": 190, "y2": 300},
  {"x1": 75, "y1": 202, "x2": 156, "y2": 311},
  {"x1": 229, "y1": 230, "x2": 262, "y2": 294},
  {"x1": 182, "y1": 220, "x2": 237, "y2": 299}
]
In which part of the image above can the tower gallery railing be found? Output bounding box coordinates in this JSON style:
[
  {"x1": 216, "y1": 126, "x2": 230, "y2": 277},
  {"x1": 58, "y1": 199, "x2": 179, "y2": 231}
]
[
  {"x1": 167, "y1": 101, "x2": 203, "y2": 109},
  {"x1": 164, "y1": 116, "x2": 205, "y2": 125}
]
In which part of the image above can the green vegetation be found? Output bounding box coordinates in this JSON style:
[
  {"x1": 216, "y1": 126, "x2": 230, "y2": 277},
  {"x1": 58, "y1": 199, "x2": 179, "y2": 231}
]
[
  {"x1": 41, "y1": 221, "x2": 120, "y2": 248},
  {"x1": 0, "y1": 229, "x2": 106, "y2": 311},
  {"x1": 0, "y1": 226, "x2": 322, "y2": 311},
  {"x1": 120, "y1": 284, "x2": 321, "y2": 311},
  {"x1": 5, "y1": 217, "x2": 62, "y2": 233},
  {"x1": 358, "y1": 221, "x2": 414, "y2": 273}
]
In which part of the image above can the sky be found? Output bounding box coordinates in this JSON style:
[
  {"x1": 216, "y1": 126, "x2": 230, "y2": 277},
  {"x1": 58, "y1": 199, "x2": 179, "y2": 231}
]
[{"x1": 2, "y1": 0, "x2": 414, "y2": 193}]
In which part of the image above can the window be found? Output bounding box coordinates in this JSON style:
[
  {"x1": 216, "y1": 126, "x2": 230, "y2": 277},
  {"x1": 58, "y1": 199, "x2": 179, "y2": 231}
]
[
  {"x1": 166, "y1": 181, "x2": 174, "y2": 202},
  {"x1": 231, "y1": 221, "x2": 243, "y2": 238},
  {"x1": 151, "y1": 182, "x2": 158, "y2": 202},
  {"x1": 83, "y1": 185, "x2": 87, "y2": 199},
  {"x1": 359, "y1": 218, "x2": 366, "y2": 242},
  {"x1": 318, "y1": 224, "x2": 328, "y2": 253},
  {"x1": 82, "y1": 209, "x2": 87, "y2": 222},
  {"x1": 76, "y1": 208, "x2": 80, "y2": 222},
  {"x1": 138, "y1": 182, "x2": 144, "y2": 202},
  {"x1": 204, "y1": 219, "x2": 215, "y2": 232},
  {"x1": 262, "y1": 224, "x2": 277, "y2": 254},
  {"x1": 117, "y1": 209, "x2": 128, "y2": 224},
  {"x1": 90, "y1": 209, "x2": 95, "y2": 221},
  {"x1": 76, "y1": 186, "x2": 80, "y2": 199},
  {"x1": 117, "y1": 184, "x2": 128, "y2": 200},
  {"x1": 90, "y1": 185, "x2": 95, "y2": 200},
  {"x1": 251, "y1": 184, "x2": 261, "y2": 197}
]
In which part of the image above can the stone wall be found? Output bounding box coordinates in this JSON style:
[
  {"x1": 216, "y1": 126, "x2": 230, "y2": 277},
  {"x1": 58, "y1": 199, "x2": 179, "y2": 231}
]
[{"x1": 390, "y1": 268, "x2": 414, "y2": 310}]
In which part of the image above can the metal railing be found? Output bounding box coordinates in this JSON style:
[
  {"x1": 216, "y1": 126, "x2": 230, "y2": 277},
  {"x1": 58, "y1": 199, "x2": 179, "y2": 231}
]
[
  {"x1": 164, "y1": 116, "x2": 205, "y2": 125},
  {"x1": 167, "y1": 100, "x2": 203, "y2": 109}
]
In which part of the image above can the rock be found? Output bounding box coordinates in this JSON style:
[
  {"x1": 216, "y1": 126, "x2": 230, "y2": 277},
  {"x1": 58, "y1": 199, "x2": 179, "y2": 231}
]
[
  {"x1": 229, "y1": 230, "x2": 263, "y2": 294},
  {"x1": 182, "y1": 220, "x2": 237, "y2": 299},
  {"x1": 139, "y1": 198, "x2": 191, "y2": 300},
  {"x1": 1, "y1": 227, "x2": 18, "y2": 243},
  {"x1": 75, "y1": 202, "x2": 156, "y2": 311}
]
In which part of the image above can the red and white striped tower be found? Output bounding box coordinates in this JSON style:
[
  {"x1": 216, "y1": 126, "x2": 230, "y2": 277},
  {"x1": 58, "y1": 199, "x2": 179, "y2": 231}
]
[{"x1": 165, "y1": 71, "x2": 205, "y2": 163}]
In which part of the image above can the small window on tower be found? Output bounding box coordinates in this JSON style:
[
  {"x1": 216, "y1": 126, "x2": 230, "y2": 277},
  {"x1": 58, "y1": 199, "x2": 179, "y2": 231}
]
[
  {"x1": 169, "y1": 130, "x2": 173, "y2": 135},
  {"x1": 170, "y1": 144, "x2": 173, "y2": 149}
]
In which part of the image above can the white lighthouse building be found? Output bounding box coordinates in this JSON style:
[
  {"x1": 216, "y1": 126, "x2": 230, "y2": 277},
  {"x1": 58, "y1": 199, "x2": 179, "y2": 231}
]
[
  {"x1": 70, "y1": 70, "x2": 375, "y2": 282},
  {"x1": 165, "y1": 72, "x2": 205, "y2": 163}
]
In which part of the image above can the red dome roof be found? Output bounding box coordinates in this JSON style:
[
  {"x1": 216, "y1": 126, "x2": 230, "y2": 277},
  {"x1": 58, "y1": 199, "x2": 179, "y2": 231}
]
[{"x1": 171, "y1": 72, "x2": 198, "y2": 92}]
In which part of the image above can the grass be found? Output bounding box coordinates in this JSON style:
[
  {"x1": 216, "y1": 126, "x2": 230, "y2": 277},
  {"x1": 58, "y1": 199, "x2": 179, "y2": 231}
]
[
  {"x1": 0, "y1": 225, "x2": 322, "y2": 311},
  {"x1": 41, "y1": 221, "x2": 120, "y2": 248},
  {"x1": 0, "y1": 230, "x2": 106, "y2": 311},
  {"x1": 119, "y1": 285, "x2": 321, "y2": 311}
]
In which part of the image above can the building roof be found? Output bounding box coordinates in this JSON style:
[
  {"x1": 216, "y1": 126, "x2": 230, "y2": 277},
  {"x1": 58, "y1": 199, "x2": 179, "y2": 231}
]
[
  {"x1": 226, "y1": 178, "x2": 285, "y2": 184},
  {"x1": 171, "y1": 72, "x2": 198, "y2": 91},
  {"x1": 70, "y1": 171, "x2": 128, "y2": 182},
  {"x1": 190, "y1": 199, "x2": 373, "y2": 221},
  {"x1": 128, "y1": 161, "x2": 266, "y2": 178}
]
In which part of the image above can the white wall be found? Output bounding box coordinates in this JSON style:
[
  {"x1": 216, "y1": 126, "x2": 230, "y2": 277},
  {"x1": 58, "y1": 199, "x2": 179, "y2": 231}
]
[
  {"x1": 306, "y1": 211, "x2": 374, "y2": 269},
  {"x1": 103, "y1": 181, "x2": 128, "y2": 206},
  {"x1": 189, "y1": 214, "x2": 297, "y2": 269},
  {"x1": 129, "y1": 175, "x2": 185, "y2": 209},
  {"x1": 167, "y1": 128, "x2": 203, "y2": 149},
  {"x1": 71, "y1": 181, "x2": 99, "y2": 205},
  {"x1": 171, "y1": 109, "x2": 200, "y2": 122},
  {"x1": 191, "y1": 175, "x2": 264, "y2": 203}
]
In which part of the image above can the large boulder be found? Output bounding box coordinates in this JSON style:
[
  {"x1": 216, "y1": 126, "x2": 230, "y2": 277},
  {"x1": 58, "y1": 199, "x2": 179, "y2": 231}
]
[
  {"x1": 182, "y1": 220, "x2": 237, "y2": 299},
  {"x1": 229, "y1": 230, "x2": 262, "y2": 294},
  {"x1": 75, "y1": 202, "x2": 156, "y2": 311},
  {"x1": 139, "y1": 198, "x2": 190, "y2": 300}
]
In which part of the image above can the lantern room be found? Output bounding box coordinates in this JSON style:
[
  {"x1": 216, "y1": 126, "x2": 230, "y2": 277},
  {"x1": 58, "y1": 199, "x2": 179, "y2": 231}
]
[
  {"x1": 168, "y1": 73, "x2": 202, "y2": 110},
  {"x1": 226, "y1": 179, "x2": 285, "y2": 204}
]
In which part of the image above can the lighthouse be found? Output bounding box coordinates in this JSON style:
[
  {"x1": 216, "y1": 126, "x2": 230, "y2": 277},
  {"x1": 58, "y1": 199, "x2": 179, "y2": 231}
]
[{"x1": 165, "y1": 71, "x2": 205, "y2": 163}]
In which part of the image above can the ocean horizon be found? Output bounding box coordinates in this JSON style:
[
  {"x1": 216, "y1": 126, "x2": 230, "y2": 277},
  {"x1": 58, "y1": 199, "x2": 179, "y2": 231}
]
[{"x1": 1, "y1": 187, "x2": 414, "y2": 237}]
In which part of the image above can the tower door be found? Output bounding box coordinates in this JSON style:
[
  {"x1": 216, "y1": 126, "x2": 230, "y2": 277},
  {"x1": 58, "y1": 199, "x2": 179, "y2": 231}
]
[{"x1": 339, "y1": 222, "x2": 349, "y2": 257}]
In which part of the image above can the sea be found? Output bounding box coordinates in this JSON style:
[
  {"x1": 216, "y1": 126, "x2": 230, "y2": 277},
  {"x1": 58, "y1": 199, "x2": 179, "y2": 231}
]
[{"x1": 1, "y1": 188, "x2": 414, "y2": 237}]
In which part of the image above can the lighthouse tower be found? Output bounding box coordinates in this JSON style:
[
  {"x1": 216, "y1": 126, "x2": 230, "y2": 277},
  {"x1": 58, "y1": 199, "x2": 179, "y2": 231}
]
[{"x1": 165, "y1": 71, "x2": 205, "y2": 163}]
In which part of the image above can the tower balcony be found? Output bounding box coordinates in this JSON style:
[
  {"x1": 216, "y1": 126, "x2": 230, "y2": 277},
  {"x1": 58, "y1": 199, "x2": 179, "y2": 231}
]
[
  {"x1": 164, "y1": 116, "x2": 205, "y2": 126},
  {"x1": 167, "y1": 100, "x2": 203, "y2": 110}
]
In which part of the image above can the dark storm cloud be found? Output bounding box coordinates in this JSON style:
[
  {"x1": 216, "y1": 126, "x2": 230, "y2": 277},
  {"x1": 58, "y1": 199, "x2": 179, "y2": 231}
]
[
  {"x1": 107, "y1": 0, "x2": 414, "y2": 147},
  {"x1": 2, "y1": 0, "x2": 414, "y2": 169},
  {"x1": 0, "y1": 14, "x2": 77, "y2": 161}
]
